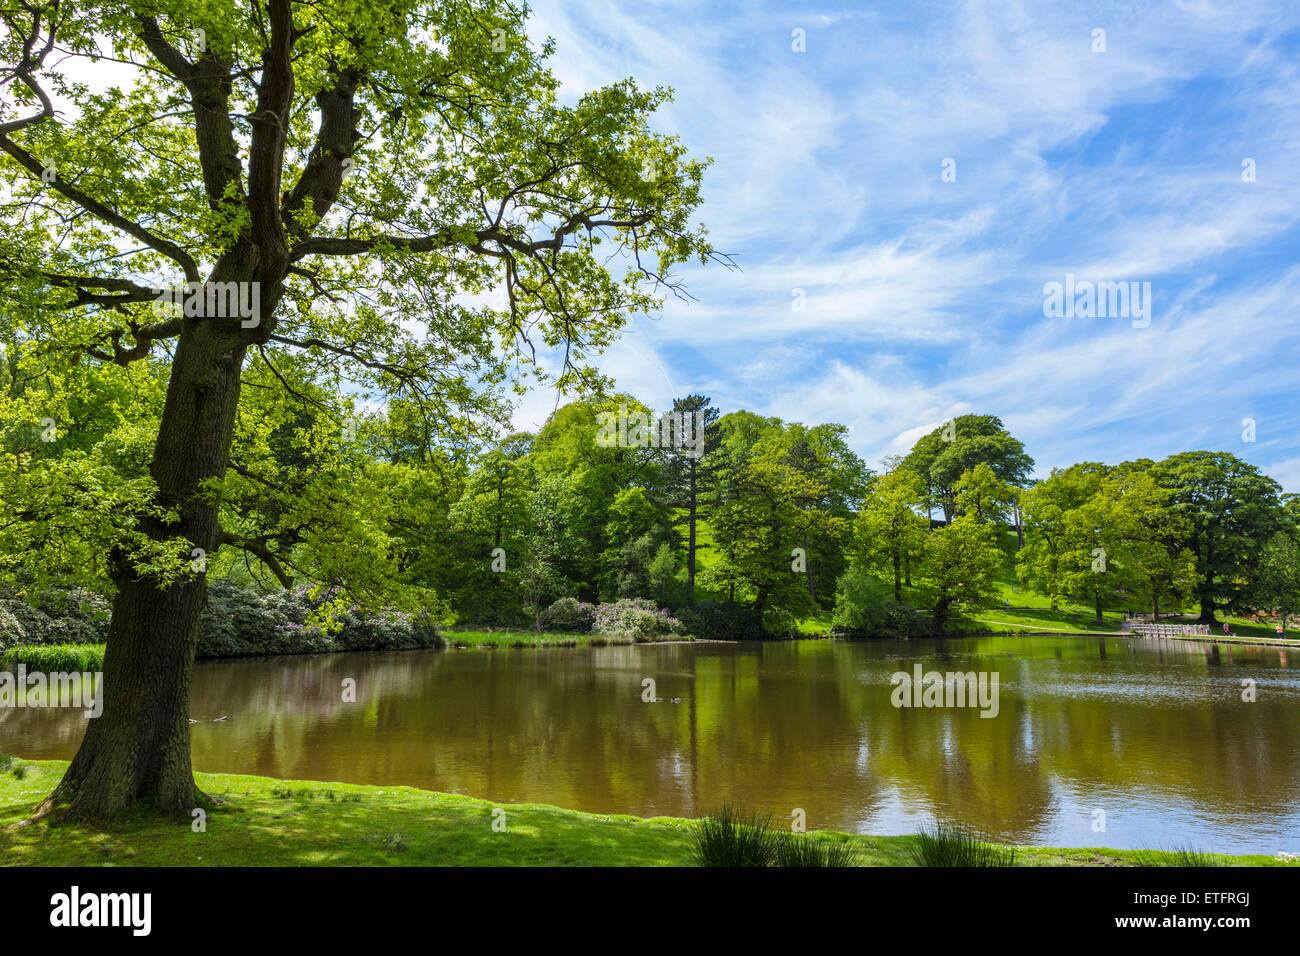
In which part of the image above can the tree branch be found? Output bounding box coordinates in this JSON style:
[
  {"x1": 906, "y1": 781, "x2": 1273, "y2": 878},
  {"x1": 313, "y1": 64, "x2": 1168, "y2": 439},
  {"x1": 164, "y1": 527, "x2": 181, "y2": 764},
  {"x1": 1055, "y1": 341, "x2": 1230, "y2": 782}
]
[
  {"x1": 0, "y1": 134, "x2": 202, "y2": 282},
  {"x1": 218, "y1": 528, "x2": 295, "y2": 588},
  {"x1": 281, "y1": 64, "x2": 360, "y2": 240},
  {"x1": 82, "y1": 315, "x2": 183, "y2": 365},
  {"x1": 136, "y1": 16, "x2": 246, "y2": 212},
  {"x1": 247, "y1": 0, "x2": 295, "y2": 251}
]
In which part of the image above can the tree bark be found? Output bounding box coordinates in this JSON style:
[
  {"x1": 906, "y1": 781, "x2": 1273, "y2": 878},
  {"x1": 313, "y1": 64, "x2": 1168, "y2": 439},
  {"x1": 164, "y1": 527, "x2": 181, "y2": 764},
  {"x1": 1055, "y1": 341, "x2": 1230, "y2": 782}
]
[
  {"x1": 686, "y1": 463, "x2": 697, "y2": 603},
  {"x1": 802, "y1": 529, "x2": 815, "y2": 602},
  {"x1": 933, "y1": 597, "x2": 949, "y2": 633},
  {"x1": 40, "y1": 307, "x2": 252, "y2": 821},
  {"x1": 1197, "y1": 597, "x2": 1218, "y2": 625}
]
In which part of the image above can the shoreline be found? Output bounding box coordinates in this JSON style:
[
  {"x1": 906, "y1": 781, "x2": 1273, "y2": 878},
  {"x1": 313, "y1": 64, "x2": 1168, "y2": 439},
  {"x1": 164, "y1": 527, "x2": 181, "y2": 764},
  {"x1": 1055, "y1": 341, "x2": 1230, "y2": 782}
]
[{"x1": 0, "y1": 761, "x2": 1288, "y2": 867}]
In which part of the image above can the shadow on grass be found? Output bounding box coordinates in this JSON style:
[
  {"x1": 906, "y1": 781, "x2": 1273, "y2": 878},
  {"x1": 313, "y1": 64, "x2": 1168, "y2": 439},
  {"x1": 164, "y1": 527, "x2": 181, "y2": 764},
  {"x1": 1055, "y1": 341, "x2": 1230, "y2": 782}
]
[
  {"x1": 0, "y1": 763, "x2": 695, "y2": 867},
  {"x1": 980, "y1": 606, "x2": 1120, "y2": 631}
]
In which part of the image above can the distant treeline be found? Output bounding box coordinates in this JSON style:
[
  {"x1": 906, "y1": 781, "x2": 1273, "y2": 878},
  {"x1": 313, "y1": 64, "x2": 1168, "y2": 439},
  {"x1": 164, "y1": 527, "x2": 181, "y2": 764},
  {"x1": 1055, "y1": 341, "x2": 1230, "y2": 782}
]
[{"x1": 4, "y1": 367, "x2": 1298, "y2": 641}]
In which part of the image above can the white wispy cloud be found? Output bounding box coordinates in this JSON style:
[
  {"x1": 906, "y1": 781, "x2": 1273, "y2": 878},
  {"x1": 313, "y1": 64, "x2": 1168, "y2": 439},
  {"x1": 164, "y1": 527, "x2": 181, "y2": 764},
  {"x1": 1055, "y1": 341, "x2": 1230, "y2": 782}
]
[{"x1": 517, "y1": 1, "x2": 1300, "y2": 483}]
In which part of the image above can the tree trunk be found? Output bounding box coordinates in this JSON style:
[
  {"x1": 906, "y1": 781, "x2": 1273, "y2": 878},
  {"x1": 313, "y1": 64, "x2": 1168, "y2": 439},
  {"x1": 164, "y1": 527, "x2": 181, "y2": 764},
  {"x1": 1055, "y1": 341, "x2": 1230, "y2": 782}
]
[
  {"x1": 1095, "y1": 593, "x2": 1103, "y2": 626},
  {"x1": 1197, "y1": 597, "x2": 1217, "y2": 625},
  {"x1": 39, "y1": 317, "x2": 250, "y2": 822},
  {"x1": 802, "y1": 530, "x2": 815, "y2": 602},
  {"x1": 892, "y1": 550, "x2": 902, "y2": 602},
  {"x1": 686, "y1": 463, "x2": 697, "y2": 603},
  {"x1": 933, "y1": 597, "x2": 949, "y2": 633},
  {"x1": 1195, "y1": 567, "x2": 1217, "y2": 624}
]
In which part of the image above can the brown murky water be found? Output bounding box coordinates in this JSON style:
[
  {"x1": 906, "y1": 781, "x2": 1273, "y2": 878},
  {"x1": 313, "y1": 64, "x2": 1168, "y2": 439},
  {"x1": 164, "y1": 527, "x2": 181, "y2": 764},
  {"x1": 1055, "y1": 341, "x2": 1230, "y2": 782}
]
[{"x1": 3, "y1": 635, "x2": 1297, "y2": 853}]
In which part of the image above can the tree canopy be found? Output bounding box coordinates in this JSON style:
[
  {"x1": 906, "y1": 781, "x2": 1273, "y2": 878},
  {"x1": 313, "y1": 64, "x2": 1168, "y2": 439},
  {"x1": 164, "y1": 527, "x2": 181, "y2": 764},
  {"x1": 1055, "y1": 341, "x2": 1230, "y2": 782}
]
[
  {"x1": 0, "y1": 0, "x2": 724, "y2": 822},
  {"x1": 901, "y1": 414, "x2": 1033, "y2": 522}
]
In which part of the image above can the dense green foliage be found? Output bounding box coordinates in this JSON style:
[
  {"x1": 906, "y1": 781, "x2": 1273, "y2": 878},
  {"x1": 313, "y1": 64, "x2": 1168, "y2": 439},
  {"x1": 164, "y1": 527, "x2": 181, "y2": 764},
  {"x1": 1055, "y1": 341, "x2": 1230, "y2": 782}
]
[
  {"x1": 6, "y1": 384, "x2": 1298, "y2": 643},
  {"x1": 0, "y1": 580, "x2": 442, "y2": 657},
  {"x1": 829, "y1": 568, "x2": 890, "y2": 637},
  {"x1": 0, "y1": 587, "x2": 109, "y2": 650}
]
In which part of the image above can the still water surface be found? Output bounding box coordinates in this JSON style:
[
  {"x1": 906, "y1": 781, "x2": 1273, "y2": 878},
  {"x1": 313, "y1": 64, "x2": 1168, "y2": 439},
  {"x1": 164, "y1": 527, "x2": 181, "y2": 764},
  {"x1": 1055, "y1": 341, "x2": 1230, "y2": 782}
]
[{"x1": 3, "y1": 635, "x2": 1297, "y2": 853}]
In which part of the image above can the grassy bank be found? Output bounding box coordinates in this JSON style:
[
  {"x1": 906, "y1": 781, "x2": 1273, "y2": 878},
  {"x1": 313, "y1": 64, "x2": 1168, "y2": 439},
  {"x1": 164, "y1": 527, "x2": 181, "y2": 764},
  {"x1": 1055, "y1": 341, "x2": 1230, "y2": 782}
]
[
  {"x1": 1, "y1": 643, "x2": 106, "y2": 671},
  {"x1": 0, "y1": 760, "x2": 1285, "y2": 867},
  {"x1": 443, "y1": 629, "x2": 692, "y2": 648}
]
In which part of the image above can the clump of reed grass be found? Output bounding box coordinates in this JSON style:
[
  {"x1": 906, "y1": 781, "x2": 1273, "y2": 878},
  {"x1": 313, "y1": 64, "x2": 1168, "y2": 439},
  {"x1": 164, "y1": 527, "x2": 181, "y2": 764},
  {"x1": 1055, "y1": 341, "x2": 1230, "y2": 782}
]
[
  {"x1": 691, "y1": 805, "x2": 781, "y2": 867},
  {"x1": 1131, "y1": 843, "x2": 1224, "y2": 867},
  {"x1": 692, "y1": 805, "x2": 860, "y2": 867},
  {"x1": 909, "y1": 820, "x2": 1017, "y2": 867},
  {"x1": 772, "y1": 832, "x2": 860, "y2": 867}
]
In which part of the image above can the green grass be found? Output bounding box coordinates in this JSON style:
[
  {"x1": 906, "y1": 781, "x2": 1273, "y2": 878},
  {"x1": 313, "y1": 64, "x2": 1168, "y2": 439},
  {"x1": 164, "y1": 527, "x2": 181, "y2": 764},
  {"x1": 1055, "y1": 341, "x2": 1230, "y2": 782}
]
[
  {"x1": 773, "y1": 831, "x2": 861, "y2": 867},
  {"x1": 441, "y1": 629, "x2": 692, "y2": 649},
  {"x1": 793, "y1": 608, "x2": 833, "y2": 636},
  {"x1": 1, "y1": 643, "x2": 106, "y2": 671},
  {"x1": 1130, "y1": 844, "x2": 1227, "y2": 867},
  {"x1": 0, "y1": 761, "x2": 1289, "y2": 867},
  {"x1": 1209, "y1": 615, "x2": 1300, "y2": 642},
  {"x1": 975, "y1": 578, "x2": 1127, "y2": 633}
]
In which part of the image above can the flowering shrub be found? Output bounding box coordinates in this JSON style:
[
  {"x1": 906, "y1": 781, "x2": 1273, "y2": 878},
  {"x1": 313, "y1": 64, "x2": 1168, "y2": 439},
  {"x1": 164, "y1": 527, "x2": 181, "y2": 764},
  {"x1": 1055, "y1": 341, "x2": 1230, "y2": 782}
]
[
  {"x1": 1, "y1": 581, "x2": 443, "y2": 658},
  {"x1": 591, "y1": 598, "x2": 685, "y2": 638},
  {"x1": 0, "y1": 603, "x2": 24, "y2": 651},
  {"x1": 0, "y1": 587, "x2": 111, "y2": 651},
  {"x1": 198, "y1": 580, "x2": 443, "y2": 658}
]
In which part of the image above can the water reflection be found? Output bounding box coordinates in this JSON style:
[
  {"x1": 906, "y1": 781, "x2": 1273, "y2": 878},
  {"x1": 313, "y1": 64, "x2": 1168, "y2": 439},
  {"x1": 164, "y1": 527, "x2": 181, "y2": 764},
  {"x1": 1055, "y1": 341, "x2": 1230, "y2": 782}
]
[{"x1": 2, "y1": 636, "x2": 1297, "y2": 853}]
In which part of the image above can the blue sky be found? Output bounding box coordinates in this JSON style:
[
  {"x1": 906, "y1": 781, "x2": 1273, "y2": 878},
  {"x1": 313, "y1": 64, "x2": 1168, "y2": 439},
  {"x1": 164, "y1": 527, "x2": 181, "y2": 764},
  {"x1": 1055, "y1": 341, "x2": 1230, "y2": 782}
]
[{"x1": 516, "y1": 0, "x2": 1300, "y2": 489}]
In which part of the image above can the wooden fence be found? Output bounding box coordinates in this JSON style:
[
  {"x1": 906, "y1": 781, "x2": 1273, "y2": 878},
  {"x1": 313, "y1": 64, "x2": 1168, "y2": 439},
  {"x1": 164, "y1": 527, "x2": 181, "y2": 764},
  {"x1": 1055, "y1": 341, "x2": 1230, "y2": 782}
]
[{"x1": 1127, "y1": 622, "x2": 1211, "y2": 638}]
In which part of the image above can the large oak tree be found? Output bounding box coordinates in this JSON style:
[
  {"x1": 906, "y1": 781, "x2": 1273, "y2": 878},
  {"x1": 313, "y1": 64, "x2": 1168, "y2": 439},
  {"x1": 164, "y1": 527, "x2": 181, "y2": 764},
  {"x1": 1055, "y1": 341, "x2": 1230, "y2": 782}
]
[{"x1": 0, "y1": 0, "x2": 720, "y2": 821}]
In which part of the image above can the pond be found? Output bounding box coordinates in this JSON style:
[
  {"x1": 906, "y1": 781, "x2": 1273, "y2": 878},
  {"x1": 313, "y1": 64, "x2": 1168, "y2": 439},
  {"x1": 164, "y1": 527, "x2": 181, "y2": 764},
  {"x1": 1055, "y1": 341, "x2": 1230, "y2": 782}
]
[{"x1": 3, "y1": 635, "x2": 1298, "y2": 854}]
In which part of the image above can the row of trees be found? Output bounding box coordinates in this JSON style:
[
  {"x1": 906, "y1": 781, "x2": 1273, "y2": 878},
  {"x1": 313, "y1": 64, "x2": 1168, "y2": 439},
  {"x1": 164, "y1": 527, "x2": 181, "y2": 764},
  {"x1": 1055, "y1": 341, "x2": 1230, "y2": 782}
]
[
  {"x1": 8, "y1": 354, "x2": 1295, "y2": 638},
  {"x1": 366, "y1": 405, "x2": 1300, "y2": 637},
  {"x1": 386, "y1": 395, "x2": 870, "y2": 630},
  {"x1": 849, "y1": 418, "x2": 1296, "y2": 631}
]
